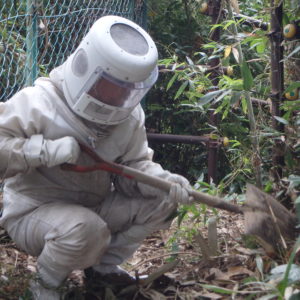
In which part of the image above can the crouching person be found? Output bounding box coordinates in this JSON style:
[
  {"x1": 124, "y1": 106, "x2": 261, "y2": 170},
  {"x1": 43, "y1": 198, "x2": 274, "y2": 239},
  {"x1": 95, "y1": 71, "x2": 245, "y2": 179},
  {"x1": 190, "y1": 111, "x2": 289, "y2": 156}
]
[{"x1": 0, "y1": 15, "x2": 193, "y2": 299}]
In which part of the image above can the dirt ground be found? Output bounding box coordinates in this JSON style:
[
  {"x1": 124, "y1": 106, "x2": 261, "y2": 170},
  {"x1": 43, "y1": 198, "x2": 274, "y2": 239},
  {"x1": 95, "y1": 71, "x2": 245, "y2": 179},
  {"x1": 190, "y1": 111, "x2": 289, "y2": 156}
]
[{"x1": 0, "y1": 190, "x2": 296, "y2": 300}]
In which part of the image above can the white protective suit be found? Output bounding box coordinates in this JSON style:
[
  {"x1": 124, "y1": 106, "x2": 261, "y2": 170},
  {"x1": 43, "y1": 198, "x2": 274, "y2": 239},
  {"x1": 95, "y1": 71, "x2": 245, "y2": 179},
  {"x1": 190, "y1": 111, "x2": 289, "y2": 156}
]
[{"x1": 0, "y1": 64, "x2": 185, "y2": 288}]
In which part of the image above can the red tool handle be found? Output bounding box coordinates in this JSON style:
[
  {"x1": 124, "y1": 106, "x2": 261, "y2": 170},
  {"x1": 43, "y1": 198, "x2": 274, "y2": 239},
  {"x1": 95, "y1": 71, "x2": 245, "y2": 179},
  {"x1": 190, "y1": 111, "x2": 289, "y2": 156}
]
[
  {"x1": 61, "y1": 144, "x2": 243, "y2": 214},
  {"x1": 61, "y1": 162, "x2": 135, "y2": 179}
]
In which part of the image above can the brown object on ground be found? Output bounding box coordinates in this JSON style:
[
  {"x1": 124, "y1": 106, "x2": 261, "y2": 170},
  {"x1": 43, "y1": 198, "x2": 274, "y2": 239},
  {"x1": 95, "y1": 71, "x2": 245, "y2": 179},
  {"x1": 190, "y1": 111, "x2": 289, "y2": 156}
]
[
  {"x1": 244, "y1": 183, "x2": 298, "y2": 255},
  {"x1": 62, "y1": 144, "x2": 298, "y2": 254}
]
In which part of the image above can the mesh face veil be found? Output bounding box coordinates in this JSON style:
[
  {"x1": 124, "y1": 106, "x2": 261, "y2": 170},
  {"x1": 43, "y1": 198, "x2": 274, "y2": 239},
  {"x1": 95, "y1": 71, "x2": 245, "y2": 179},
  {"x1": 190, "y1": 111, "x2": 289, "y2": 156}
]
[{"x1": 62, "y1": 16, "x2": 158, "y2": 125}]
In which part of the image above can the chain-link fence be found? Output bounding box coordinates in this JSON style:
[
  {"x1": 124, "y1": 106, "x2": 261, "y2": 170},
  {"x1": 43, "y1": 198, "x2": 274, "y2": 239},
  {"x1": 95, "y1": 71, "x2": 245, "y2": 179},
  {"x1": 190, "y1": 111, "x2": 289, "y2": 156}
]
[{"x1": 0, "y1": 0, "x2": 147, "y2": 102}]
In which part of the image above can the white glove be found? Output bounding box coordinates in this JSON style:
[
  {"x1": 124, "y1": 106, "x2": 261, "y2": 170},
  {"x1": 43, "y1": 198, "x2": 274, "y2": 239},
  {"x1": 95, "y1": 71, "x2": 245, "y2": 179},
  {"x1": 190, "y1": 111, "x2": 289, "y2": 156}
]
[
  {"x1": 24, "y1": 135, "x2": 80, "y2": 168},
  {"x1": 167, "y1": 174, "x2": 194, "y2": 204},
  {"x1": 41, "y1": 136, "x2": 80, "y2": 167},
  {"x1": 168, "y1": 183, "x2": 192, "y2": 204},
  {"x1": 138, "y1": 173, "x2": 194, "y2": 204}
]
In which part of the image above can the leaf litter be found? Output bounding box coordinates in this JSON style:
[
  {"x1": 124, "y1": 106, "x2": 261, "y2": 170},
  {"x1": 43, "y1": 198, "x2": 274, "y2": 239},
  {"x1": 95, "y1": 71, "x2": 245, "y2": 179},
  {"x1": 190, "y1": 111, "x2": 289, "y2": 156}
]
[{"x1": 0, "y1": 191, "x2": 299, "y2": 300}]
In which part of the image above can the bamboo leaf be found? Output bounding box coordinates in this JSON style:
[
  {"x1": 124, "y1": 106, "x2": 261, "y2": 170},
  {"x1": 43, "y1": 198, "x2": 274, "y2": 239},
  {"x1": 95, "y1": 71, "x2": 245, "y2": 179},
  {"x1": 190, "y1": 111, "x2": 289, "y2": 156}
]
[
  {"x1": 210, "y1": 24, "x2": 224, "y2": 31},
  {"x1": 197, "y1": 90, "x2": 224, "y2": 105},
  {"x1": 256, "y1": 38, "x2": 267, "y2": 54},
  {"x1": 285, "y1": 45, "x2": 300, "y2": 60},
  {"x1": 174, "y1": 81, "x2": 188, "y2": 99},
  {"x1": 186, "y1": 56, "x2": 194, "y2": 66},
  {"x1": 200, "y1": 284, "x2": 236, "y2": 295},
  {"x1": 222, "y1": 106, "x2": 229, "y2": 119},
  {"x1": 224, "y1": 20, "x2": 236, "y2": 30},
  {"x1": 214, "y1": 89, "x2": 231, "y2": 103},
  {"x1": 240, "y1": 61, "x2": 253, "y2": 91},
  {"x1": 274, "y1": 116, "x2": 289, "y2": 125},
  {"x1": 241, "y1": 96, "x2": 247, "y2": 114},
  {"x1": 166, "y1": 73, "x2": 179, "y2": 91},
  {"x1": 230, "y1": 91, "x2": 242, "y2": 104}
]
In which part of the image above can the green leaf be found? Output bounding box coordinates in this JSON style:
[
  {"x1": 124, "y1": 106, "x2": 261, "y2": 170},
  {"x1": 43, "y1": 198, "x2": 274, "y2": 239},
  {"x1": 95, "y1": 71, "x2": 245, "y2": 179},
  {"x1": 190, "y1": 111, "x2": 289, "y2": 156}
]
[
  {"x1": 167, "y1": 73, "x2": 179, "y2": 91},
  {"x1": 249, "y1": 37, "x2": 267, "y2": 54},
  {"x1": 240, "y1": 61, "x2": 253, "y2": 91},
  {"x1": 222, "y1": 106, "x2": 229, "y2": 119},
  {"x1": 174, "y1": 81, "x2": 188, "y2": 99},
  {"x1": 199, "y1": 284, "x2": 235, "y2": 295},
  {"x1": 197, "y1": 90, "x2": 224, "y2": 105},
  {"x1": 274, "y1": 116, "x2": 289, "y2": 125},
  {"x1": 284, "y1": 82, "x2": 300, "y2": 93},
  {"x1": 282, "y1": 13, "x2": 290, "y2": 26},
  {"x1": 230, "y1": 91, "x2": 242, "y2": 104},
  {"x1": 214, "y1": 89, "x2": 231, "y2": 103},
  {"x1": 256, "y1": 39, "x2": 267, "y2": 54},
  {"x1": 224, "y1": 20, "x2": 237, "y2": 29},
  {"x1": 241, "y1": 96, "x2": 247, "y2": 114},
  {"x1": 285, "y1": 45, "x2": 300, "y2": 60},
  {"x1": 210, "y1": 24, "x2": 224, "y2": 31}
]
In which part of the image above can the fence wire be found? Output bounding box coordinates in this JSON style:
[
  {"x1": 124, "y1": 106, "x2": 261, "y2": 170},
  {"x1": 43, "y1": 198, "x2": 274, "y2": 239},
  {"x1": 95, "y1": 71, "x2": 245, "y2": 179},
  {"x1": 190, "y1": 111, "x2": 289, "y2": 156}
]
[{"x1": 0, "y1": 0, "x2": 147, "y2": 101}]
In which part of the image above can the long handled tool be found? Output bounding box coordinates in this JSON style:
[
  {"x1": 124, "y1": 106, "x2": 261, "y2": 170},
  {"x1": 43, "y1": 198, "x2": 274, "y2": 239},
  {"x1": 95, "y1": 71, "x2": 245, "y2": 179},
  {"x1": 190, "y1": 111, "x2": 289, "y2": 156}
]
[
  {"x1": 61, "y1": 143, "x2": 298, "y2": 253},
  {"x1": 61, "y1": 144, "x2": 243, "y2": 214}
]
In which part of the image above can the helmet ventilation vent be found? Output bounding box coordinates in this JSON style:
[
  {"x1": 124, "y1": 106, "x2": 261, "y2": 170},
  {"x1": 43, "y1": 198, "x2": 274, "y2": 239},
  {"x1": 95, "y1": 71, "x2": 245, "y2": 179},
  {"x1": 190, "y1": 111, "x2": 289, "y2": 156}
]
[{"x1": 110, "y1": 23, "x2": 149, "y2": 56}]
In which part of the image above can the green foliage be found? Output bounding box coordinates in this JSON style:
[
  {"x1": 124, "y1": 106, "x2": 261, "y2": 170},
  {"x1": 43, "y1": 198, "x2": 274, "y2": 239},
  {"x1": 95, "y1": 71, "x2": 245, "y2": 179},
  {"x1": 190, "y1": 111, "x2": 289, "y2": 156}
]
[{"x1": 147, "y1": 0, "x2": 300, "y2": 193}]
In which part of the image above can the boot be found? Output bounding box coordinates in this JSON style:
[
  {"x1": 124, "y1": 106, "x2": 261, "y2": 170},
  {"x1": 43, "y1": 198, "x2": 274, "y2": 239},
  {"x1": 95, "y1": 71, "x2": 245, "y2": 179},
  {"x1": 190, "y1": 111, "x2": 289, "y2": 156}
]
[
  {"x1": 84, "y1": 265, "x2": 137, "y2": 286},
  {"x1": 29, "y1": 279, "x2": 62, "y2": 300}
]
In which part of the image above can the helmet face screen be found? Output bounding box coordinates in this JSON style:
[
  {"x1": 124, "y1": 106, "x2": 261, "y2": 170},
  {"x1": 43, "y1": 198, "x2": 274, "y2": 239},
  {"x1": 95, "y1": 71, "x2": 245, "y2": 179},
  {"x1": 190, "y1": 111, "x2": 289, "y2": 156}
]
[{"x1": 88, "y1": 77, "x2": 131, "y2": 107}]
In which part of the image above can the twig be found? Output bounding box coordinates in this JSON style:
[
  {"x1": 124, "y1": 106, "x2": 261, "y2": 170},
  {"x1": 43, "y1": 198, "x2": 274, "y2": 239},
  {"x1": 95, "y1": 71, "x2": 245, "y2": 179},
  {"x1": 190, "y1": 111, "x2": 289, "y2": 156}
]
[
  {"x1": 140, "y1": 259, "x2": 179, "y2": 286},
  {"x1": 128, "y1": 251, "x2": 201, "y2": 272},
  {"x1": 265, "y1": 198, "x2": 287, "y2": 249}
]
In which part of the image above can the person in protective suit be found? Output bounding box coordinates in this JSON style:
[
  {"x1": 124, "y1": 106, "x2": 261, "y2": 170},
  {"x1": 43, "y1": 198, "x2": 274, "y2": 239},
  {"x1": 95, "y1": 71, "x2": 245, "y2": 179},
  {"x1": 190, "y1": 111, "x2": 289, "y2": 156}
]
[{"x1": 0, "y1": 15, "x2": 193, "y2": 299}]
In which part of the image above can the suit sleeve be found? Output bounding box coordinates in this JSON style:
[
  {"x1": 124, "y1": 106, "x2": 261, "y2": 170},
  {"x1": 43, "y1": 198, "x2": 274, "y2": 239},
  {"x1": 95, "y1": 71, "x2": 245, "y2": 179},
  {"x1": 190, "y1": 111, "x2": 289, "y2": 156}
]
[{"x1": 0, "y1": 87, "x2": 54, "y2": 178}]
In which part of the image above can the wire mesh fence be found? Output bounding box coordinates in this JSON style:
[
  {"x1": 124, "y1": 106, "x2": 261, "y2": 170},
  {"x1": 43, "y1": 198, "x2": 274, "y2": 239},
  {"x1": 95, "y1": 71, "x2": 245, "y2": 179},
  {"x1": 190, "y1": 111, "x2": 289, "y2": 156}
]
[{"x1": 0, "y1": 0, "x2": 147, "y2": 101}]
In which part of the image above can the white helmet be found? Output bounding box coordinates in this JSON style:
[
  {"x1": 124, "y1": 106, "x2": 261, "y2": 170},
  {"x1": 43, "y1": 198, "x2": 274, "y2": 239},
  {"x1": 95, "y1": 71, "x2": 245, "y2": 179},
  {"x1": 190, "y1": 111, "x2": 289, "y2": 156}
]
[{"x1": 62, "y1": 15, "x2": 158, "y2": 125}]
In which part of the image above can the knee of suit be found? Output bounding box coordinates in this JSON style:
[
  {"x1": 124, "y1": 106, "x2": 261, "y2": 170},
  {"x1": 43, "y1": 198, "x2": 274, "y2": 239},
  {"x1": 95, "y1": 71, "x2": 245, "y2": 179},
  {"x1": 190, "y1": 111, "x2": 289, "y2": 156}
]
[
  {"x1": 38, "y1": 217, "x2": 111, "y2": 273},
  {"x1": 68, "y1": 218, "x2": 111, "y2": 253},
  {"x1": 45, "y1": 212, "x2": 111, "y2": 265}
]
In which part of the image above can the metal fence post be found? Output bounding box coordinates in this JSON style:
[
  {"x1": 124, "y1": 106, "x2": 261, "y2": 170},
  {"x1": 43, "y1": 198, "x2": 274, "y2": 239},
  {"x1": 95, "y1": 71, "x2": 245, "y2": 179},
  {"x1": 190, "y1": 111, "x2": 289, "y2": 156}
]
[{"x1": 25, "y1": 0, "x2": 38, "y2": 86}]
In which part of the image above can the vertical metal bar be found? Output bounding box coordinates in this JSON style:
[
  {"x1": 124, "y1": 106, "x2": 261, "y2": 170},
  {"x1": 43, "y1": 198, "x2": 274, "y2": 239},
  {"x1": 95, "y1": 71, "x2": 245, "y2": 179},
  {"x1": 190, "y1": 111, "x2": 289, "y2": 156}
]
[
  {"x1": 25, "y1": 0, "x2": 38, "y2": 86},
  {"x1": 141, "y1": 0, "x2": 148, "y2": 30},
  {"x1": 128, "y1": 0, "x2": 135, "y2": 21},
  {"x1": 140, "y1": 0, "x2": 148, "y2": 108},
  {"x1": 270, "y1": 1, "x2": 284, "y2": 180}
]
